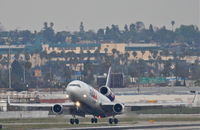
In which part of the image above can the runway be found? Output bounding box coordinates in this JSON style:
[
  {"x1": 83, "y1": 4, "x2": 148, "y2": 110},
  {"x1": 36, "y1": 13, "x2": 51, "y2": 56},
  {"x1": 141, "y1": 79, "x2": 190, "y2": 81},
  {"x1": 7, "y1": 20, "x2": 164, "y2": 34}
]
[
  {"x1": 2, "y1": 120, "x2": 200, "y2": 130},
  {"x1": 67, "y1": 122, "x2": 200, "y2": 130}
]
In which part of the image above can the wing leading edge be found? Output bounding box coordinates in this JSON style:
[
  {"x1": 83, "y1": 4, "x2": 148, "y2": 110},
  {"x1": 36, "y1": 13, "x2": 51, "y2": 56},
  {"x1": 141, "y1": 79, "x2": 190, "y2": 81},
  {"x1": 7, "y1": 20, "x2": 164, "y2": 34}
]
[{"x1": 7, "y1": 96, "x2": 74, "y2": 108}]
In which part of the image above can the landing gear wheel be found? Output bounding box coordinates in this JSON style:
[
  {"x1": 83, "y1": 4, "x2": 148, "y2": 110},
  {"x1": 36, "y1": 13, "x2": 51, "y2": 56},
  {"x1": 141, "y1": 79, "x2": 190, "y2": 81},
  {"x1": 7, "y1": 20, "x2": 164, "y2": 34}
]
[
  {"x1": 70, "y1": 119, "x2": 74, "y2": 124},
  {"x1": 114, "y1": 118, "x2": 118, "y2": 124},
  {"x1": 109, "y1": 118, "x2": 113, "y2": 124},
  {"x1": 91, "y1": 118, "x2": 98, "y2": 123},
  {"x1": 94, "y1": 118, "x2": 98, "y2": 123},
  {"x1": 75, "y1": 119, "x2": 79, "y2": 124},
  {"x1": 91, "y1": 118, "x2": 94, "y2": 123}
]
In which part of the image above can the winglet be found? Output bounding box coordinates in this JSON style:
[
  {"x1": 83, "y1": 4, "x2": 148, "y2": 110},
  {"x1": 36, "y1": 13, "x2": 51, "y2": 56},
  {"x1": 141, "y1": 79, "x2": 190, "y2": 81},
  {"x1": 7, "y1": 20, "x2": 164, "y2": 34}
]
[{"x1": 105, "y1": 67, "x2": 112, "y2": 87}]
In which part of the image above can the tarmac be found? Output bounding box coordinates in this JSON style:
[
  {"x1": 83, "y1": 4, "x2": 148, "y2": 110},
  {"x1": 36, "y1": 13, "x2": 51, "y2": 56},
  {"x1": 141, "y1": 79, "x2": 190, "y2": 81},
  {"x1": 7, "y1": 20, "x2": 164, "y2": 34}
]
[{"x1": 33, "y1": 121, "x2": 200, "y2": 130}]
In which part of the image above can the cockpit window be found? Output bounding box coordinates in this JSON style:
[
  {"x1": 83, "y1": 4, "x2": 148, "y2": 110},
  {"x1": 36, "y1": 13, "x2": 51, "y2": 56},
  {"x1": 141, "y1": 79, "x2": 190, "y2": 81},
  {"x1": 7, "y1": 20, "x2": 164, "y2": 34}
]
[{"x1": 69, "y1": 84, "x2": 81, "y2": 87}]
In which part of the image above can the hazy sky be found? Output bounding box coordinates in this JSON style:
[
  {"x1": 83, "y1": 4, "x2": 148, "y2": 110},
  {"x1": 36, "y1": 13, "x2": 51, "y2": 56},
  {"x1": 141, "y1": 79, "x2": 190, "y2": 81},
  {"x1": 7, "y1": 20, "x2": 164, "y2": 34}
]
[{"x1": 0, "y1": 0, "x2": 199, "y2": 32}]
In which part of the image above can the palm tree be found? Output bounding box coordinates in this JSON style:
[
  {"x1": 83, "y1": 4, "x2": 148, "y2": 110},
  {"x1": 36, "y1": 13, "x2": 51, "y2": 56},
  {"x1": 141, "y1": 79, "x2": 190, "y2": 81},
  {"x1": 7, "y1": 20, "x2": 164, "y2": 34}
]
[
  {"x1": 171, "y1": 21, "x2": 175, "y2": 31},
  {"x1": 44, "y1": 22, "x2": 48, "y2": 30},
  {"x1": 112, "y1": 48, "x2": 117, "y2": 56},
  {"x1": 132, "y1": 51, "x2": 137, "y2": 60},
  {"x1": 50, "y1": 22, "x2": 54, "y2": 29},
  {"x1": 104, "y1": 48, "x2": 108, "y2": 54},
  {"x1": 141, "y1": 50, "x2": 145, "y2": 59},
  {"x1": 124, "y1": 52, "x2": 130, "y2": 65}
]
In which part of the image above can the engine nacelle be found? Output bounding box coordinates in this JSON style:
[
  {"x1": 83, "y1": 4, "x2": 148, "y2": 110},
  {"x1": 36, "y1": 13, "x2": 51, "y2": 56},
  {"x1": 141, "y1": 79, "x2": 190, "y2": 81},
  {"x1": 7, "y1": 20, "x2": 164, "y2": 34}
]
[
  {"x1": 99, "y1": 86, "x2": 115, "y2": 101},
  {"x1": 113, "y1": 103, "x2": 124, "y2": 114},
  {"x1": 52, "y1": 104, "x2": 63, "y2": 114}
]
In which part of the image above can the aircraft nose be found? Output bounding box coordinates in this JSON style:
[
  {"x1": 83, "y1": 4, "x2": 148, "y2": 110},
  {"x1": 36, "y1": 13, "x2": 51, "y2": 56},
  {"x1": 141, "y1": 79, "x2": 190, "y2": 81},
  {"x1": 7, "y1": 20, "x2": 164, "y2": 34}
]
[
  {"x1": 66, "y1": 85, "x2": 76, "y2": 95},
  {"x1": 66, "y1": 84, "x2": 81, "y2": 98}
]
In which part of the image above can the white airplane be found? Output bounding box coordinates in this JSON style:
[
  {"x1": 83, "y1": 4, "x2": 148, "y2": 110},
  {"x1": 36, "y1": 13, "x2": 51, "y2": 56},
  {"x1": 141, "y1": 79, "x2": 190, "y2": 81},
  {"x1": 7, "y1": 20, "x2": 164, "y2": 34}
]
[{"x1": 8, "y1": 68, "x2": 189, "y2": 125}]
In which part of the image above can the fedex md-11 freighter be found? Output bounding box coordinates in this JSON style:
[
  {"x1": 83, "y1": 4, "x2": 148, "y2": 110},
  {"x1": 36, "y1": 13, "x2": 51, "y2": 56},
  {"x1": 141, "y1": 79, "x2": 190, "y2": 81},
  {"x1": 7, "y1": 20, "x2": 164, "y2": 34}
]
[{"x1": 8, "y1": 68, "x2": 188, "y2": 124}]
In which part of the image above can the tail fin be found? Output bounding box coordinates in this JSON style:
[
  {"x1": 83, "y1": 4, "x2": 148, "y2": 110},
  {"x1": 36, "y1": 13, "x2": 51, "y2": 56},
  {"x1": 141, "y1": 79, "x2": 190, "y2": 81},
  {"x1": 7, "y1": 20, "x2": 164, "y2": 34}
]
[{"x1": 105, "y1": 67, "x2": 112, "y2": 87}]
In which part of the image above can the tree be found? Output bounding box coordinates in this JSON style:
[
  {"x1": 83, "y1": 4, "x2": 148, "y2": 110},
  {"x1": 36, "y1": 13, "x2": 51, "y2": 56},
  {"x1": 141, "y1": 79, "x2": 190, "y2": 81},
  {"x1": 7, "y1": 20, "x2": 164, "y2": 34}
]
[
  {"x1": 84, "y1": 30, "x2": 96, "y2": 40},
  {"x1": 152, "y1": 50, "x2": 158, "y2": 60},
  {"x1": 55, "y1": 31, "x2": 70, "y2": 43},
  {"x1": 173, "y1": 61, "x2": 189, "y2": 86},
  {"x1": 41, "y1": 22, "x2": 55, "y2": 43},
  {"x1": 135, "y1": 21, "x2": 145, "y2": 32},
  {"x1": 190, "y1": 62, "x2": 200, "y2": 80},
  {"x1": 105, "y1": 26, "x2": 112, "y2": 41},
  {"x1": 161, "y1": 49, "x2": 170, "y2": 60},
  {"x1": 124, "y1": 52, "x2": 130, "y2": 65},
  {"x1": 171, "y1": 21, "x2": 175, "y2": 31},
  {"x1": 112, "y1": 48, "x2": 117, "y2": 55},
  {"x1": 162, "y1": 60, "x2": 172, "y2": 77},
  {"x1": 149, "y1": 24, "x2": 154, "y2": 33},
  {"x1": 175, "y1": 25, "x2": 199, "y2": 44},
  {"x1": 129, "y1": 24, "x2": 136, "y2": 33},
  {"x1": 109, "y1": 24, "x2": 121, "y2": 42},
  {"x1": 80, "y1": 22, "x2": 85, "y2": 33},
  {"x1": 11, "y1": 60, "x2": 25, "y2": 90},
  {"x1": 97, "y1": 28, "x2": 104, "y2": 41},
  {"x1": 132, "y1": 51, "x2": 137, "y2": 59},
  {"x1": 153, "y1": 26, "x2": 175, "y2": 43},
  {"x1": 122, "y1": 24, "x2": 131, "y2": 43},
  {"x1": 141, "y1": 51, "x2": 145, "y2": 59},
  {"x1": 104, "y1": 48, "x2": 108, "y2": 54},
  {"x1": 64, "y1": 66, "x2": 72, "y2": 83},
  {"x1": 24, "y1": 53, "x2": 30, "y2": 61},
  {"x1": 124, "y1": 24, "x2": 129, "y2": 32},
  {"x1": 71, "y1": 35, "x2": 79, "y2": 43},
  {"x1": 83, "y1": 60, "x2": 94, "y2": 85},
  {"x1": 14, "y1": 53, "x2": 20, "y2": 61},
  {"x1": 50, "y1": 22, "x2": 54, "y2": 29},
  {"x1": 43, "y1": 22, "x2": 48, "y2": 30}
]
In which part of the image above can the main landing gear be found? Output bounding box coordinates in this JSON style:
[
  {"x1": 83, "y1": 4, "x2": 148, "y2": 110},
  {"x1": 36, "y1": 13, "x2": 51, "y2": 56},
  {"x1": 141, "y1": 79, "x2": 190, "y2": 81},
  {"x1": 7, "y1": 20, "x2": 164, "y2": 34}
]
[
  {"x1": 70, "y1": 116, "x2": 79, "y2": 124},
  {"x1": 108, "y1": 118, "x2": 119, "y2": 124},
  {"x1": 70, "y1": 118, "x2": 79, "y2": 124},
  {"x1": 91, "y1": 117, "x2": 98, "y2": 123}
]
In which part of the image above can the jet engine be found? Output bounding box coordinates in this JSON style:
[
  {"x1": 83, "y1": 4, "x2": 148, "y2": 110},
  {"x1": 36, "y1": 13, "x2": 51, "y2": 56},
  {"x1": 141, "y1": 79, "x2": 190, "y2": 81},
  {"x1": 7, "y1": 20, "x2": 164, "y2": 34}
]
[
  {"x1": 113, "y1": 103, "x2": 124, "y2": 113},
  {"x1": 52, "y1": 104, "x2": 63, "y2": 114},
  {"x1": 99, "y1": 86, "x2": 115, "y2": 101}
]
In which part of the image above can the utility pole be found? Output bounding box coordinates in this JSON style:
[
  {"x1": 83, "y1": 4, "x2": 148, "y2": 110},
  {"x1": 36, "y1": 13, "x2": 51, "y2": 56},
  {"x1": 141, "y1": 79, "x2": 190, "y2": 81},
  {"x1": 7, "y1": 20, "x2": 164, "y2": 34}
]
[
  {"x1": 8, "y1": 42, "x2": 11, "y2": 89},
  {"x1": 23, "y1": 47, "x2": 26, "y2": 84}
]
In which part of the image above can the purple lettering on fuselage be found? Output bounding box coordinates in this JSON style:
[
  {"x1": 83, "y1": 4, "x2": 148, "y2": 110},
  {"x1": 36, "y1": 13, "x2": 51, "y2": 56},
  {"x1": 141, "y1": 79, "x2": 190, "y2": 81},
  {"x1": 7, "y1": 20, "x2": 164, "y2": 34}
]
[{"x1": 90, "y1": 89, "x2": 97, "y2": 100}]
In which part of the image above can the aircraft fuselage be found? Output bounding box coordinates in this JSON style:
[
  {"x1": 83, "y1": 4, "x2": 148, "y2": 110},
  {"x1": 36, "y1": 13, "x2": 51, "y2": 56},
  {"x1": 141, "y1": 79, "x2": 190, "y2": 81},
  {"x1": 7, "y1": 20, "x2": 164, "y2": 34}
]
[{"x1": 66, "y1": 80, "x2": 114, "y2": 117}]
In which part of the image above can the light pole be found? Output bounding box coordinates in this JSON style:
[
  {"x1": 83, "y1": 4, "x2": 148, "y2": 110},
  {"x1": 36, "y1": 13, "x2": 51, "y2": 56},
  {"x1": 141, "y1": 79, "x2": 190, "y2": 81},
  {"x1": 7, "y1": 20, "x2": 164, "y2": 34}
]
[
  {"x1": 8, "y1": 42, "x2": 11, "y2": 89},
  {"x1": 23, "y1": 47, "x2": 26, "y2": 84}
]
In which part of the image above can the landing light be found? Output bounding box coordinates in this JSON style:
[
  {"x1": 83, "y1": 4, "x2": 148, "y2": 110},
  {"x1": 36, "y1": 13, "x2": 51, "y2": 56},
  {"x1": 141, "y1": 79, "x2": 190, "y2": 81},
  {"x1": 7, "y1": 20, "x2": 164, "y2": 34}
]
[
  {"x1": 83, "y1": 94, "x2": 87, "y2": 98},
  {"x1": 66, "y1": 95, "x2": 69, "y2": 98},
  {"x1": 75, "y1": 101, "x2": 80, "y2": 107}
]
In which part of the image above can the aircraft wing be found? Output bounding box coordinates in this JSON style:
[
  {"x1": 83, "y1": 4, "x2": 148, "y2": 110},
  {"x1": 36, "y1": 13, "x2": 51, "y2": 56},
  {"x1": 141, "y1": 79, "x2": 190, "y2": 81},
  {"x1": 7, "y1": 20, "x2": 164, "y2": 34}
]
[
  {"x1": 8, "y1": 102, "x2": 75, "y2": 107},
  {"x1": 7, "y1": 97, "x2": 75, "y2": 108},
  {"x1": 125, "y1": 102, "x2": 189, "y2": 107},
  {"x1": 101, "y1": 102, "x2": 189, "y2": 107}
]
